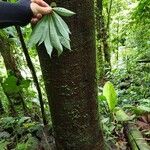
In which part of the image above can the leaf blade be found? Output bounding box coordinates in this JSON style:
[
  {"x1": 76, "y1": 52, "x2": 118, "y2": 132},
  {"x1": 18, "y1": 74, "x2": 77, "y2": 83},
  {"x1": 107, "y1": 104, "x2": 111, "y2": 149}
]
[
  {"x1": 28, "y1": 17, "x2": 46, "y2": 47},
  {"x1": 52, "y1": 12, "x2": 70, "y2": 40},
  {"x1": 49, "y1": 15, "x2": 63, "y2": 56},
  {"x1": 103, "y1": 81, "x2": 118, "y2": 111},
  {"x1": 53, "y1": 7, "x2": 75, "y2": 17}
]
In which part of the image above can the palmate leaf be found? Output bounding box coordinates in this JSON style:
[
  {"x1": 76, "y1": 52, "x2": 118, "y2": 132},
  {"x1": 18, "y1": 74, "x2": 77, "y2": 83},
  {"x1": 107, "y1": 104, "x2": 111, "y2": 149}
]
[
  {"x1": 28, "y1": 5, "x2": 75, "y2": 57},
  {"x1": 53, "y1": 7, "x2": 75, "y2": 17},
  {"x1": 52, "y1": 11, "x2": 70, "y2": 40}
]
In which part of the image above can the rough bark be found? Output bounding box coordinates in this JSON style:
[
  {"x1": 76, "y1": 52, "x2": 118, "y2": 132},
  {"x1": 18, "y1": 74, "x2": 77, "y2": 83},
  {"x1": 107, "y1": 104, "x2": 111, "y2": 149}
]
[
  {"x1": 96, "y1": 0, "x2": 104, "y2": 82},
  {"x1": 0, "y1": 98, "x2": 4, "y2": 114},
  {"x1": 97, "y1": 0, "x2": 111, "y2": 67},
  {"x1": 37, "y1": 0, "x2": 104, "y2": 149}
]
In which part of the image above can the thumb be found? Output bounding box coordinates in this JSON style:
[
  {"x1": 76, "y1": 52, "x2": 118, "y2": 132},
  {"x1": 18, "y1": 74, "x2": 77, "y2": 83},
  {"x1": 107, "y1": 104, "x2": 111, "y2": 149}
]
[{"x1": 31, "y1": 3, "x2": 52, "y2": 15}]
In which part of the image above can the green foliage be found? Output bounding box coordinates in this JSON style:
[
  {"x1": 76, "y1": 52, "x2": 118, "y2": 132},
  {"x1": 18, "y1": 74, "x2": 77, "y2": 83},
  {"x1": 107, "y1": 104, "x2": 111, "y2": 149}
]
[
  {"x1": 0, "y1": 117, "x2": 16, "y2": 129},
  {"x1": 2, "y1": 75, "x2": 30, "y2": 94},
  {"x1": 0, "y1": 140, "x2": 9, "y2": 150},
  {"x1": 130, "y1": 105, "x2": 150, "y2": 115},
  {"x1": 16, "y1": 136, "x2": 39, "y2": 150},
  {"x1": 2, "y1": 75, "x2": 19, "y2": 94},
  {"x1": 29, "y1": 6, "x2": 75, "y2": 57},
  {"x1": 26, "y1": 136, "x2": 39, "y2": 150},
  {"x1": 0, "y1": 116, "x2": 50, "y2": 150},
  {"x1": 132, "y1": 0, "x2": 150, "y2": 22}
]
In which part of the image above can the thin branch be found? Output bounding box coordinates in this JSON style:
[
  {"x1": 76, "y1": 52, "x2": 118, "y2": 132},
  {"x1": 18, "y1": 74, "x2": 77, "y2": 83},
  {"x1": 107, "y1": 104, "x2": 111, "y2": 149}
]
[{"x1": 15, "y1": 26, "x2": 47, "y2": 125}]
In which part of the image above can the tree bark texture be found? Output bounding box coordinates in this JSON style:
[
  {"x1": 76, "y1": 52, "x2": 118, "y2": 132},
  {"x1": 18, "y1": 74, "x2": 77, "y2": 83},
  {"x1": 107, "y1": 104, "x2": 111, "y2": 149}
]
[
  {"x1": 97, "y1": 0, "x2": 111, "y2": 66},
  {"x1": 37, "y1": 0, "x2": 104, "y2": 149},
  {"x1": 96, "y1": 0, "x2": 105, "y2": 82},
  {"x1": 0, "y1": 36, "x2": 27, "y2": 112},
  {"x1": 0, "y1": 99, "x2": 4, "y2": 114}
]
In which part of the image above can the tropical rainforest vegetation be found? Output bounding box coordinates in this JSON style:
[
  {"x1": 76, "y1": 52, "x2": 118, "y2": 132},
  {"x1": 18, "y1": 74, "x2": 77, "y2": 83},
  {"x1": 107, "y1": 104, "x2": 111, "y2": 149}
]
[{"x1": 0, "y1": 0, "x2": 149, "y2": 149}]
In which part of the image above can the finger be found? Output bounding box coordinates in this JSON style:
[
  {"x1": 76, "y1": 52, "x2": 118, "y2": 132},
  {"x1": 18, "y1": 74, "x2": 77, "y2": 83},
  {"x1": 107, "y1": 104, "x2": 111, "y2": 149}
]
[
  {"x1": 36, "y1": 13, "x2": 42, "y2": 19},
  {"x1": 31, "y1": 18, "x2": 39, "y2": 24},
  {"x1": 35, "y1": 5, "x2": 52, "y2": 15}
]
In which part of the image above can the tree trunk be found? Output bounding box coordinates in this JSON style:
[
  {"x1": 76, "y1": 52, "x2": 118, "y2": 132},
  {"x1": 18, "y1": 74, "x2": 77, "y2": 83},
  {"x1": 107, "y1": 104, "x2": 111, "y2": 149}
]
[
  {"x1": 0, "y1": 36, "x2": 27, "y2": 113},
  {"x1": 0, "y1": 99, "x2": 4, "y2": 114},
  {"x1": 97, "y1": 0, "x2": 111, "y2": 67},
  {"x1": 96, "y1": 0, "x2": 104, "y2": 83},
  {"x1": 37, "y1": 0, "x2": 104, "y2": 149}
]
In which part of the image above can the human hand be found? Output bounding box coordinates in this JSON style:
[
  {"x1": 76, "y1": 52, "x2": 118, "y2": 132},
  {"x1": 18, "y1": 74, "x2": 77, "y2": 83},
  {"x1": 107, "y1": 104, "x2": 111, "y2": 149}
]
[{"x1": 30, "y1": 0, "x2": 52, "y2": 23}]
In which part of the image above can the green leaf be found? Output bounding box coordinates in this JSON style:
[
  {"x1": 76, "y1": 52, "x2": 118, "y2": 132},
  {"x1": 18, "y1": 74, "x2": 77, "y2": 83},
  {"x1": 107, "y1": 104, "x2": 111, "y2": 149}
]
[
  {"x1": 26, "y1": 137, "x2": 39, "y2": 150},
  {"x1": 28, "y1": 17, "x2": 46, "y2": 47},
  {"x1": 16, "y1": 143, "x2": 27, "y2": 150},
  {"x1": 0, "y1": 131, "x2": 10, "y2": 139},
  {"x1": 52, "y1": 12, "x2": 70, "y2": 40},
  {"x1": 103, "y1": 81, "x2": 117, "y2": 111},
  {"x1": 115, "y1": 109, "x2": 135, "y2": 122},
  {"x1": 38, "y1": 15, "x2": 49, "y2": 45},
  {"x1": 137, "y1": 106, "x2": 150, "y2": 113},
  {"x1": 49, "y1": 15, "x2": 63, "y2": 55},
  {"x1": 2, "y1": 75, "x2": 19, "y2": 94},
  {"x1": 44, "y1": 29, "x2": 53, "y2": 57},
  {"x1": 18, "y1": 117, "x2": 31, "y2": 126},
  {"x1": 133, "y1": 106, "x2": 150, "y2": 115},
  {"x1": 98, "y1": 95, "x2": 107, "y2": 101},
  {"x1": 53, "y1": 7, "x2": 75, "y2": 17},
  {"x1": 59, "y1": 36, "x2": 71, "y2": 50},
  {"x1": 52, "y1": 12, "x2": 71, "y2": 34},
  {"x1": 0, "y1": 140, "x2": 9, "y2": 150},
  {"x1": 19, "y1": 79, "x2": 31, "y2": 89}
]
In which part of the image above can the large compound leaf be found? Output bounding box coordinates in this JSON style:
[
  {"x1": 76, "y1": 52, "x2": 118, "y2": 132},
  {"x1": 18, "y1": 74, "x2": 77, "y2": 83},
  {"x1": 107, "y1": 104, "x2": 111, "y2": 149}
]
[{"x1": 28, "y1": 6, "x2": 75, "y2": 57}]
